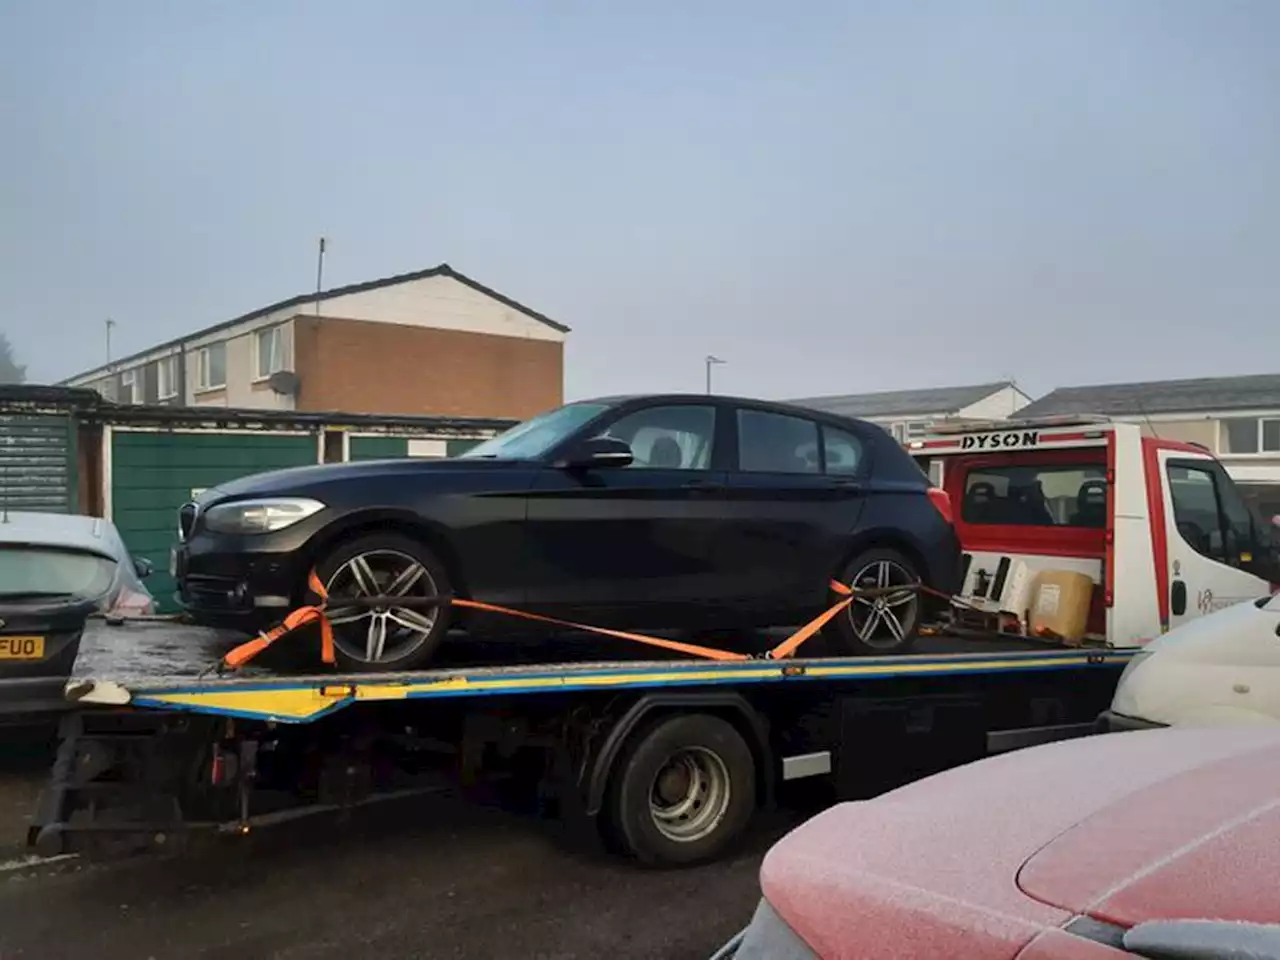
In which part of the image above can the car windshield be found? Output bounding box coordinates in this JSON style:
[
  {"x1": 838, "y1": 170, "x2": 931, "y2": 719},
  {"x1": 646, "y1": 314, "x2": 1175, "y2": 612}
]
[
  {"x1": 458, "y1": 402, "x2": 611, "y2": 461},
  {"x1": 0, "y1": 546, "x2": 118, "y2": 601}
]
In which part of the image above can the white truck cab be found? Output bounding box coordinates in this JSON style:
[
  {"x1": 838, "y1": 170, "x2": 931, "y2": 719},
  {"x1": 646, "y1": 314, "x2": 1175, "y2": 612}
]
[{"x1": 910, "y1": 416, "x2": 1280, "y2": 647}]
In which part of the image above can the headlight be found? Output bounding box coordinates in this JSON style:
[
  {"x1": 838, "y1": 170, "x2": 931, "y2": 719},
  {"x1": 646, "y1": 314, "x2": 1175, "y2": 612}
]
[{"x1": 202, "y1": 497, "x2": 325, "y2": 535}]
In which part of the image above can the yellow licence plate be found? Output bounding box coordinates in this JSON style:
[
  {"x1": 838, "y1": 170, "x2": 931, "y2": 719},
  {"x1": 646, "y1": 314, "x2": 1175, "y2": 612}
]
[{"x1": 0, "y1": 636, "x2": 46, "y2": 660}]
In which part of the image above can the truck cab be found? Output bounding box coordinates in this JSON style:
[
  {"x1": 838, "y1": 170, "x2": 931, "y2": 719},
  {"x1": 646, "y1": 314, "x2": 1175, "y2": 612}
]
[{"x1": 910, "y1": 416, "x2": 1280, "y2": 647}]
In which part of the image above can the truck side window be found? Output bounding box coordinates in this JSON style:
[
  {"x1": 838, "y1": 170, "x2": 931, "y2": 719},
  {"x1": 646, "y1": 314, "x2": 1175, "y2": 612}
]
[{"x1": 1166, "y1": 463, "x2": 1229, "y2": 564}]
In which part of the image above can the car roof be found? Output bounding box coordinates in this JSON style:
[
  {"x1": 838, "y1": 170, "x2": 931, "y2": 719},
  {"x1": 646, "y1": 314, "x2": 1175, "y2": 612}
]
[
  {"x1": 758, "y1": 726, "x2": 1280, "y2": 959},
  {"x1": 0, "y1": 510, "x2": 119, "y2": 559},
  {"x1": 575, "y1": 393, "x2": 875, "y2": 427}
]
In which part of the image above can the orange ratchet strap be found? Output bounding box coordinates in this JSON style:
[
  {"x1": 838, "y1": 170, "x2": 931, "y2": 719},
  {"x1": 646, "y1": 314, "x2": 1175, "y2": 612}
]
[
  {"x1": 222, "y1": 571, "x2": 335, "y2": 670},
  {"x1": 220, "y1": 571, "x2": 916, "y2": 671}
]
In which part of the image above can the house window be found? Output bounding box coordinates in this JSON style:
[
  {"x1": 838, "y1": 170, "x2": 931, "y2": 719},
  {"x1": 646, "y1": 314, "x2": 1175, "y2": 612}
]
[
  {"x1": 905, "y1": 420, "x2": 933, "y2": 440},
  {"x1": 1218, "y1": 417, "x2": 1280, "y2": 455},
  {"x1": 197, "y1": 343, "x2": 226, "y2": 391},
  {"x1": 119, "y1": 368, "x2": 137, "y2": 404},
  {"x1": 255, "y1": 325, "x2": 289, "y2": 380},
  {"x1": 156, "y1": 356, "x2": 178, "y2": 400}
]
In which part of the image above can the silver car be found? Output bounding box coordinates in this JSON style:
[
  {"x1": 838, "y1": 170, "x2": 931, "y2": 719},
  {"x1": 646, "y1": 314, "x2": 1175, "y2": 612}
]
[{"x1": 1, "y1": 512, "x2": 155, "y2": 720}]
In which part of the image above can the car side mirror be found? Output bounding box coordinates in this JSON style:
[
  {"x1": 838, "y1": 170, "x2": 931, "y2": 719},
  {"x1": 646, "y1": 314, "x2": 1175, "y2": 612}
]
[
  {"x1": 560, "y1": 436, "x2": 634, "y2": 470},
  {"x1": 133, "y1": 556, "x2": 153, "y2": 579}
]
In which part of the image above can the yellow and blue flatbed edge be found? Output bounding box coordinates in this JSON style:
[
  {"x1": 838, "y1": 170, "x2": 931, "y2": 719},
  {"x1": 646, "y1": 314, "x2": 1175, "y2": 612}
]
[{"x1": 65, "y1": 645, "x2": 1140, "y2": 725}]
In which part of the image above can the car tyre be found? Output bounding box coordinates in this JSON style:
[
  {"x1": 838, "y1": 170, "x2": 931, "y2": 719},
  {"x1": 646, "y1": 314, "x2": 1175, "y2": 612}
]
[
  {"x1": 313, "y1": 533, "x2": 452, "y2": 672},
  {"x1": 607, "y1": 713, "x2": 756, "y2": 867},
  {"x1": 827, "y1": 546, "x2": 921, "y2": 656}
]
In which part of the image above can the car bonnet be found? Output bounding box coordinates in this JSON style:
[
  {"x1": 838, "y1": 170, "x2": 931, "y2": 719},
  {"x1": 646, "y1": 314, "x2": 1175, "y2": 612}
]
[{"x1": 757, "y1": 726, "x2": 1280, "y2": 960}]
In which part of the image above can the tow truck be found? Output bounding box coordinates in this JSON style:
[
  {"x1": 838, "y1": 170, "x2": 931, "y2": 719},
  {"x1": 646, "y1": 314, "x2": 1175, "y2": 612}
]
[{"x1": 26, "y1": 416, "x2": 1279, "y2": 867}]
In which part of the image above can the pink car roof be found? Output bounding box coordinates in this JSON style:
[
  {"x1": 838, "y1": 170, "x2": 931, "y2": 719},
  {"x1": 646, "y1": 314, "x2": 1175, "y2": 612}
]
[{"x1": 759, "y1": 727, "x2": 1280, "y2": 960}]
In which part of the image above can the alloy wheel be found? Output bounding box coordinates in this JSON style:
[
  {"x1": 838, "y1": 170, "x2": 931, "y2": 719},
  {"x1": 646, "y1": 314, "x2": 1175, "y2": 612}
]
[
  {"x1": 324, "y1": 549, "x2": 440, "y2": 664},
  {"x1": 845, "y1": 558, "x2": 918, "y2": 650}
]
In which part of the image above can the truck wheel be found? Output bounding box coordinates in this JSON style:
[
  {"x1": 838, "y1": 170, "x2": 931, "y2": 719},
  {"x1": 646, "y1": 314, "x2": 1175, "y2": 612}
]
[
  {"x1": 827, "y1": 547, "x2": 921, "y2": 655},
  {"x1": 314, "y1": 533, "x2": 452, "y2": 671},
  {"x1": 607, "y1": 714, "x2": 756, "y2": 866}
]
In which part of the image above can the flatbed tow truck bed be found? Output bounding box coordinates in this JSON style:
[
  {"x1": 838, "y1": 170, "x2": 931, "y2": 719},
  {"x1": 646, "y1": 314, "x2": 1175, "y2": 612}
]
[{"x1": 29, "y1": 620, "x2": 1137, "y2": 866}]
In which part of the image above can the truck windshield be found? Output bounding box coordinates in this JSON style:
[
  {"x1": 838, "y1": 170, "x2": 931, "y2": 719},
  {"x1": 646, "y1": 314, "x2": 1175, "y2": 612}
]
[{"x1": 458, "y1": 402, "x2": 612, "y2": 461}]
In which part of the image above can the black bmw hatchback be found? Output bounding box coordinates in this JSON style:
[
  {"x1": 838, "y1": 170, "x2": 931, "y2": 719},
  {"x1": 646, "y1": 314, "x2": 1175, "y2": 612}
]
[{"x1": 175, "y1": 394, "x2": 960, "y2": 670}]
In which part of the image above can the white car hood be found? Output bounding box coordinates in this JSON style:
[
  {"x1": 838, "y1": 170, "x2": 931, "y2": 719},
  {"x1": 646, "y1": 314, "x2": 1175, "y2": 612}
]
[{"x1": 1112, "y1": 595, "x2": 1280, "y2": 726}]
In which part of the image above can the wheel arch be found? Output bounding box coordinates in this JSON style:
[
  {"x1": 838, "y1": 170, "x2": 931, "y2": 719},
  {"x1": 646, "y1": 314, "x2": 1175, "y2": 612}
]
[
  {"x1": 296, "y1": 509, "x2": 468, "y2": 602},
  {"x1": 583, "y1": 691, "x2": 774, "y2": 819},
  {"x1": 835, "y1": 527, "x2": 933, "y2": 588}
]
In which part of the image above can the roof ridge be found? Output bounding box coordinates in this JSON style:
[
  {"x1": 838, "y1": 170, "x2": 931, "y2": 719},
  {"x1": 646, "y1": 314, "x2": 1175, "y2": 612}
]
[{"x1": 60, "y1": 263, "x2": 567, "y2": 384}]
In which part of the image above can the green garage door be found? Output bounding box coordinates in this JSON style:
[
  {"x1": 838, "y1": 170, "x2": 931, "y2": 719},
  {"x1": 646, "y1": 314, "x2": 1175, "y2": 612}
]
[
  {"x1": 111, "y1": 429, "x2": 318, "y2": 613},
  {"x1": 347, "y1": 435, "x2": 485, "y2": 460},
  {"x1": 348, "y1": 435, "x2": 409, "y2": 460},
  {"x1": 0, "y1": 412, "x2": 77, "y2": 512}
]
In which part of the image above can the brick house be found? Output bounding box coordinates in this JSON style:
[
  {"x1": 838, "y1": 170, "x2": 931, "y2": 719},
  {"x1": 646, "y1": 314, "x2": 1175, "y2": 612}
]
[{"x1": 60, "y1": 264, "x2": 568, "y2": 420}]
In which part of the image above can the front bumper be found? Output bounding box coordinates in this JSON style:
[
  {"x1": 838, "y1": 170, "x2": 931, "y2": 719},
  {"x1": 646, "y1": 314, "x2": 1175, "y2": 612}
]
[
  {"x1": 1095, "y1": 709, "x2": 1169, "y2": 734},
  {"x1": 174, "y1": 532, "x2": 309, "y2": 627}
]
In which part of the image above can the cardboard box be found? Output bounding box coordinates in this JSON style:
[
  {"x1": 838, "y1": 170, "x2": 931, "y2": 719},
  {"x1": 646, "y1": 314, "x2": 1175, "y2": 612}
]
[{"x1": 1028, "y1": 570, "x2": 1094, "y2": 645}]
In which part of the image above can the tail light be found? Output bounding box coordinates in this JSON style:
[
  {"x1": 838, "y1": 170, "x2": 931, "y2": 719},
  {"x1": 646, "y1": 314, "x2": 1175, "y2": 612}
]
[{"x1": 927, "y1": 487, "x2": 955, "y2": 525}]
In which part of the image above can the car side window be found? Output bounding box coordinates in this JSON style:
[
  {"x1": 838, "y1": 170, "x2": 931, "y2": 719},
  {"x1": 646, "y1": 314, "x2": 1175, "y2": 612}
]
[
  {"x1": 601, "y1": 405, "x2": 716, "y2": 470},
  {"x1": 737, "y1": 410, "x2": 820, "y2": 474},
  {"x1": 822, "y1": 426, "x2": 864, "y2": 476}
]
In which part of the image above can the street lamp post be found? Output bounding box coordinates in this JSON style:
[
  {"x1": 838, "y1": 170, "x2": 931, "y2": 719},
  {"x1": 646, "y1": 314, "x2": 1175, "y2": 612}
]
[{"x1": 705, "y1": 355, "x2": 726, "y2": 394}]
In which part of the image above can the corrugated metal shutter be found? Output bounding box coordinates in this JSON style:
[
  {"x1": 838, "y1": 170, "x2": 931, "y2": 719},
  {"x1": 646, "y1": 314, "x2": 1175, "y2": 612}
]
[{"x1": 0, "y1": 413, "x2": 76, "y2": 513}]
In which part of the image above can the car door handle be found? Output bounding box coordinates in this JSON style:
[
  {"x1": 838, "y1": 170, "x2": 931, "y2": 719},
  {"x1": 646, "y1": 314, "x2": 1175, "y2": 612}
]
[
  {"x1": 830, "y1": 478, "x2": 864, "y2": 493},
  {"x1": 683, "y1": 479, "x2": 725, "y2": 492}
]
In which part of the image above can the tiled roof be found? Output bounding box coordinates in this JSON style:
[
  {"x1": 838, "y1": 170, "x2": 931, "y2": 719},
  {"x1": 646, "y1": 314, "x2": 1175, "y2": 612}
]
[
  {"x1": 787, "y1": 382, "x2": 1015, "y2": 419},
  {"x1": 1019, "y1": 374, "x2": 1280, "y2": 418}
]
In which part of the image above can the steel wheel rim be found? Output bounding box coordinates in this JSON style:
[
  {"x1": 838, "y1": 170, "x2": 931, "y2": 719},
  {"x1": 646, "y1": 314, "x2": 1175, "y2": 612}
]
[
  {"x1": 324, "y1": 549, "x2": 439, "y2": 664},
  {"x1": 649, "y1": 746, "x2": 731, "y2": 843},
  {"x1": 845, "y1": 559, "x2": 917, "y2": 650}
]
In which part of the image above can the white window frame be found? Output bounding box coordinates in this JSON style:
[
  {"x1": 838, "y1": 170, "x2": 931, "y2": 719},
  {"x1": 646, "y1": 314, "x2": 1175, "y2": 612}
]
[
  {"x1": 254, "y1": 324, "x2": 289, "y2": 381},
  {"x1": 156, "y1": 355, "x2": 178, "y2": 400},
  {"x1": 197, "y1": 342, "x2": 226, "y2": 392},
  {"x1": 1216, "y1": 416, "x2": 1280, "y2": 457},
  {"x1": 119, "y1": 368, "x2": 137, "y2": 404}
]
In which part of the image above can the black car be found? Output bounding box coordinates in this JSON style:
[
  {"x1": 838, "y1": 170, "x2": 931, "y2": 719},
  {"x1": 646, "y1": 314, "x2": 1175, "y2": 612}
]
[{"x1": 175, "y1": 395, "x2": 960, "y2": 670}]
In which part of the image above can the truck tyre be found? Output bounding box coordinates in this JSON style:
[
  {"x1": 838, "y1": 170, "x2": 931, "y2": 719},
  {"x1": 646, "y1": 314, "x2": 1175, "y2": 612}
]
[
  {"x1": 313, "y1": 533, "x2": 452, "y2": 671},
  {"x1": 827, "y1": 546, "x2": 921, "y2": 656},
  {"x1": 607, "y1": 713, "x2": 756, "y2": 866}
]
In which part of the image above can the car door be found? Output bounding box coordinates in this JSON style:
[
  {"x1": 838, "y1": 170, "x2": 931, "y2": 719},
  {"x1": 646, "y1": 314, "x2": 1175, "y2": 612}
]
[
  {"x1": 716, "y1": 407, "x2": 869, "y2": 613},
  {"x1": 1163, "y1": 455, "x2": 1274, "y2": 630},
  {"x1": 522, "y1": 400, "x2": 730, "y2": 624}
]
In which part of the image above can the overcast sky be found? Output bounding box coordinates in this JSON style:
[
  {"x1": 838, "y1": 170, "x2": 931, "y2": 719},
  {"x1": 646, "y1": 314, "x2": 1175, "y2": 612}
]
[{"x1": 2, "y1": 1, "x2": 1278, "y2": 401}]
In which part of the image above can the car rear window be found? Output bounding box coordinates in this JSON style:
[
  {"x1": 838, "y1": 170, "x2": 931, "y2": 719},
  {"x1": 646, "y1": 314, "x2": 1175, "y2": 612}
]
[{"x1": 0, "y1": 547, "x2": 118, "y2": 600}]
